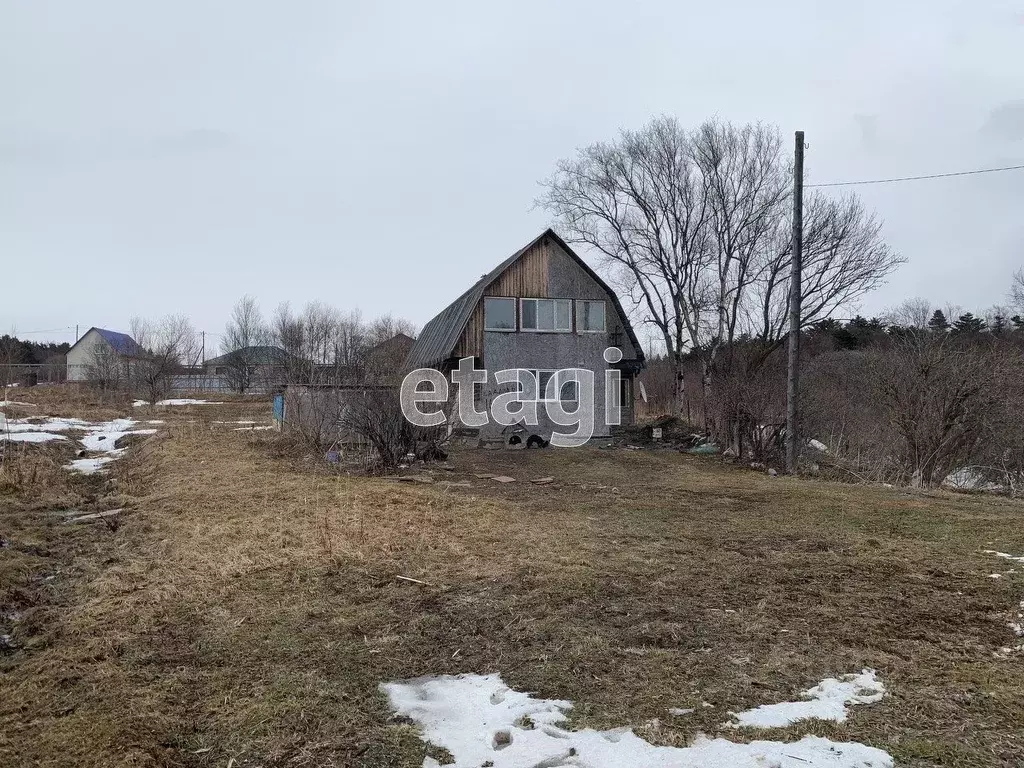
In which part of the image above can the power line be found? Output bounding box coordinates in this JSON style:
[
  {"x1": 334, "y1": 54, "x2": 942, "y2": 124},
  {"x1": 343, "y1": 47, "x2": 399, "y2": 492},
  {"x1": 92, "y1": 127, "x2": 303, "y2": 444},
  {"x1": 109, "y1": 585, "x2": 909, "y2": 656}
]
[
  {"x1": 808, "y1": 162, "x2": 1024, "y2": 188},
  {"x1": 9, "y1": 327, "x2": 76, "y2": 335}
]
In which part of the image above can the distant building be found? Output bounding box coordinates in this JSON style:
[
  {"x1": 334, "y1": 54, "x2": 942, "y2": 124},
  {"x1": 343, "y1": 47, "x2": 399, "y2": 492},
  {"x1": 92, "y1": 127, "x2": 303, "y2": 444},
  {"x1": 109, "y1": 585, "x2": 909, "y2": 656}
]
[
  {"x1": 364, "y1": 333, "x2": 415, "y2": 383},
  {"x1": 66, "y1": 327, "x2": 141, "y2": 383},
  {"x1": 198, "y1": 345, "x2": 290, "y2": 393}
]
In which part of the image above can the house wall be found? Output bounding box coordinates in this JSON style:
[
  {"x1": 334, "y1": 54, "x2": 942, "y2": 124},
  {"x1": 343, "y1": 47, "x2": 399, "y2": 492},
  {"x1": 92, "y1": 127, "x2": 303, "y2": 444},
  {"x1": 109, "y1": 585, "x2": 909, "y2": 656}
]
[
  {"x1": 66, "y1": 329, "x2": 112, "y2": 381},
  {"x1": 465, "y1": 239, "x2": 640, "y2": 441}
]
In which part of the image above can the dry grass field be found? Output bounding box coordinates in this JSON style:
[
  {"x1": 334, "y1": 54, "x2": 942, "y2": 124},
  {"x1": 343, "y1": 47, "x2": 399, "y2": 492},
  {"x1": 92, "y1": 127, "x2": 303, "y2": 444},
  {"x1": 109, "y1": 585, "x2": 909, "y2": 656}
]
[{"x1": 2, "y1": 386, "x2": 1024, "y2": 767}]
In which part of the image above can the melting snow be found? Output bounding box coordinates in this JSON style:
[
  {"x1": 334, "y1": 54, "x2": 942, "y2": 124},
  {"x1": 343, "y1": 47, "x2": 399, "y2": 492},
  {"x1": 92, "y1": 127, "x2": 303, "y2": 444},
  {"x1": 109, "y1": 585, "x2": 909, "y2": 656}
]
[
  {"x1": 80, "y1": 419, "x2": 156, "y2": 452},
  {"x1": 3, "y1": 431, "x2": 67, "y2": 443},
  {"x1": 808, "y1": 439, "x2": 829, "y2": 453},
  {"x1": 724, "y1": 670, "x2": 884, "y2": 728},
  {"x1": 1, "y1": 415, "x2": 94, "y2": 433},
  {"x1": 2, "y1": 411, "x2": 159, "y2": 473},
  {"x1": 983, "y1": 552, "x2": 1024, "y2": 657},
  {"x1": 983, "y1": 550, "x2": 1024, "y2": 564},
  {"x1": 65, "y1": 419, "x2": 157, "y2": 473},
  {"x1": 381, "y1": 673, "x2": 893, "y2": 768},
  {"x1": 66, "y1": 456, "x2": 120, "y2": 474}
]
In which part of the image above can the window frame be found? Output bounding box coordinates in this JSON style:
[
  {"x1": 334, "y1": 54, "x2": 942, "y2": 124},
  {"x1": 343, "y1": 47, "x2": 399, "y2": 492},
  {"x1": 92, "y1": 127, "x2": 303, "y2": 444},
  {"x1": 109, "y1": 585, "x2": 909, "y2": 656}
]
[
  {"x1": 519, "y1": 297, "x2": 573, "y2": 333},
  {"x1": 576, "y1": 299, "x2": 607, "y2": 333},
  {"x1": 483, "y1": 296, "x2": 517, "y2": 332},
  {"x1": 527, "y1": 369, "x2": 580, "y2": 403}
]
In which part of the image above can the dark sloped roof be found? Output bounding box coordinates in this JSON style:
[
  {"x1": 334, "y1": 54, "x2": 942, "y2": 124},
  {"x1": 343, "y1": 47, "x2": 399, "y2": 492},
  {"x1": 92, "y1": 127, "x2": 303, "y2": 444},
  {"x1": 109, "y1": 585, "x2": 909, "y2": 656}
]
[
  {"x1": 404, "y1": 229, "x2": 644, "y2": 369},
  {"x1": 205, "y1": 345, "x2": 289, "y2": 367},
  {"x1": 96, "y1": 328, "x2": 141, "y2": 355},
  {"x1": 66, "y1": 327, "x2": 141, "y2": 357}
]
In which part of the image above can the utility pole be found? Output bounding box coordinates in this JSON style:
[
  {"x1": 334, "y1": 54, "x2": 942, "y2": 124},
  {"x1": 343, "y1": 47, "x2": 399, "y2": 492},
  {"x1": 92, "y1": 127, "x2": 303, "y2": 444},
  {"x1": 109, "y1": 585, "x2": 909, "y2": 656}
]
[
  {"x1": 785, "y1": 131, "x2": 804, "y2": 474},
  {"x1": 75, "y1": 324, "x2": 79, "y2": 342},
  {"x1": 201, "y1": 331, "x2": 206, "y2": 365}
]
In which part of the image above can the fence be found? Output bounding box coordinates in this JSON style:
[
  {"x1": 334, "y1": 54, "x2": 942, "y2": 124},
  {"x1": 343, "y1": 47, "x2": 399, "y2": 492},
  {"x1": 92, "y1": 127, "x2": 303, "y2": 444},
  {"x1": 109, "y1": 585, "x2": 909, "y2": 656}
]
[{"x1": 1, "y1": 363, "x2": 69, "y2": 387}]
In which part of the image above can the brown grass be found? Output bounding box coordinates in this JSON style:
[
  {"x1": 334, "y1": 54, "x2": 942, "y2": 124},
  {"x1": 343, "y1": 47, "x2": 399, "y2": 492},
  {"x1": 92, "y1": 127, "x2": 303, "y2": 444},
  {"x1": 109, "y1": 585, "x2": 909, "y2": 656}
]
[{"x1": 2, "y1": 390, "x2": 1024, "y2": 766}]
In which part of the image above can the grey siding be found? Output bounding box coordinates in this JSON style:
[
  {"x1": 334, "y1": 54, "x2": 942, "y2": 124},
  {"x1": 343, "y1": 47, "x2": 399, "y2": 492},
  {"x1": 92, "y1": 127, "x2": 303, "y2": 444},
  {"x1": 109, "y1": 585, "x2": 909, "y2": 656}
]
[{"x1": 476, "y1": 242, "x2": 637, "y2": 440}]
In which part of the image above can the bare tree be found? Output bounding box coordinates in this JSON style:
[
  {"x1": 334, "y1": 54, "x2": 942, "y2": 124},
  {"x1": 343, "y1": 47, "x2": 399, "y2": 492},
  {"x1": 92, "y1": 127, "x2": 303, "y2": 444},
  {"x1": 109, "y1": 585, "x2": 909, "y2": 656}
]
[
  {"x1": 130, "y1": 315, "x2": 201, "y2": 404},
  {"x1": 884, "y1": 297, "x2": 932, "y2": 330},
  {"x1": 0, "y1": 333, "x2": 23, "y2": 399},
  {"x1": 539, "y1": 116, "x2": 902, "y2": 445},
  {"x1": 366, "y1": 314, "x2": 417, "y2": 347},
  {"x1": 272, "y1": 301, "x2": 307, "y2": 383},
  {"x1": 271, "y1": 302, "x2": 389, "y2": 386},
  {"x1": 221, "y1": 295, "x2": 272, "y2": 393},
  {"x1": 1012, "y1": 268, "x2": 1024, "y2": 310},
  {"x1": 89, "y1": 344, "x2": 127, "y2": 392}
]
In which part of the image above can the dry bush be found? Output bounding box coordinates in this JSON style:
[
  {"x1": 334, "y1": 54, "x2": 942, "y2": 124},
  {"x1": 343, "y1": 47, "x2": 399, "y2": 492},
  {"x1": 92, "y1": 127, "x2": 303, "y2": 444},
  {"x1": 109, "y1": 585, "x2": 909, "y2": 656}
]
[
  {"x1": 340, "y1": 389, "x2": 415, "y2": 470},
  {"x1": 705, "y1": 344, "x2": 788, "y2": 460},
  {"x1": 873, "y1": 334, "x2": 1014, "y2": 487},
  {"x1": 804, "y1": 334, "x2": 1024, "y2": 490},
  {"x1": 0, "y1": 440, "x2": 81, "y2": 502},
  {"x1": 802, "y1": 350, "x2": 901, "y2": 481}
]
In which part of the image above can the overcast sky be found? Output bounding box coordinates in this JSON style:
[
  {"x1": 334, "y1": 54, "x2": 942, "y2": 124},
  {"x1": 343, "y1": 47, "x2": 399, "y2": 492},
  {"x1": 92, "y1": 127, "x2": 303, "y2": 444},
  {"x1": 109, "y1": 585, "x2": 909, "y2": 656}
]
[{"x1": 2, "y1": 1, "x2": 1022, "y2": 348}]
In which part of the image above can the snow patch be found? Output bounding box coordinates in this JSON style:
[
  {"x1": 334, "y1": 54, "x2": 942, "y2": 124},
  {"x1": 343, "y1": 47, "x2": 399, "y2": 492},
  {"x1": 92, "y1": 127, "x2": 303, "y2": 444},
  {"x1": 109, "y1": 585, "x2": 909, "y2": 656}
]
[
  {"x1": 724, "y1": 670, "x2": 885, "y2": 729},
  {"x1": 944, "y1": 469, "x2": 1002, "y2": 491},
  {"x1": 80, "y1": 420, "x2": 156, "y2": 452},
  {"x1": 67, "y1": 456, "x2": 120, "y2": 474},
  {"x1": 3, "y1": 431, "x2": 67, "y2": 443},
  {"x1": 808, "y1": 439, "x2": 829, "y2": 453},
  {"x1": 381, "y1": 673, "x2": 893, "y2": 768},
  {"x1": 983, "y1": 550, "x2": 1024, "y2": 564}
]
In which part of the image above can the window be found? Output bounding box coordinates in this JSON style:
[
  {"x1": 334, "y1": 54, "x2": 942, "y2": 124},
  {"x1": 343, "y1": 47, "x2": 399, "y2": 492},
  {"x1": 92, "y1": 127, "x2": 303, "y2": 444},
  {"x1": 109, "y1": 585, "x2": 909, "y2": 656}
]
[
  {"x1": 577, "y1": 300, "x2": 606, "y2": 332},
  {"x1": 484, "y1": 297, "x2": 516, "y2": 331},
  {"x1": 521, "y1": 298, "x2": 572, "y2": 332},
  {"x1": 528, "y1": 369, "x2": 579, "y2": 402}
]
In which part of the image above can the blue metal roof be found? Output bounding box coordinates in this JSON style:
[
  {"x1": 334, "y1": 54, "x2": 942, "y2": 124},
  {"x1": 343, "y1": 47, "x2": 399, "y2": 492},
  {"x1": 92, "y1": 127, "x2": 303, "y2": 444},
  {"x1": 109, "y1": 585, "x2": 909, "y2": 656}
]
[{"x1": 94, "y1": 328, "x2": 141, "y2": 356}]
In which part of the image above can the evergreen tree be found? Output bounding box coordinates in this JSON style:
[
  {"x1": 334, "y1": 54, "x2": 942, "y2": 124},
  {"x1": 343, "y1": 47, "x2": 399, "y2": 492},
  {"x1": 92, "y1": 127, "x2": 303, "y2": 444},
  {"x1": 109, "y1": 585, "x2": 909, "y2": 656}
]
[
  {"x1": 952, "y1": 312, "x2": 986, "y2": 334},
  {"x1": 927, "y1": 309, "x2": 950, "y2": 332},
  {"x1": 1012, "y1": 315, "x2": 1024, "y2": 331},
  {"x1": 991, "y1": 314, "x2": 1007, "y2": 335}
]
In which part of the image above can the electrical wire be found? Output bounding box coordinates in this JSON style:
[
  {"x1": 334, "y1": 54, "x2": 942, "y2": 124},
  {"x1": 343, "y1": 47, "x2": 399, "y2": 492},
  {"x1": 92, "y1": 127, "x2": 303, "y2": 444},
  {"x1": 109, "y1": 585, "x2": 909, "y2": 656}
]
[
  {"x1": 8, "y1": 327, "x2": 75, "y2": 335},
  {"x1": 808, "y1": 163, "x2": 1024, "y2": 187}
]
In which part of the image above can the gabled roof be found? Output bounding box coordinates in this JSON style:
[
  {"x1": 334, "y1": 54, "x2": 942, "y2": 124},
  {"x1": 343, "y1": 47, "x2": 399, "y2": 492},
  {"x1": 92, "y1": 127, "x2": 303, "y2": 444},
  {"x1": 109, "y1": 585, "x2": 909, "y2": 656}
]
[
  {"x1": 204, "y1": 345, "x2": 290, "y2": 367},
  {"x1": 68, "y1": 327, "x2": 141, "y2": 357},
  {"x1": 404, "y1": 229, "x2": 644, "y2": 369}
]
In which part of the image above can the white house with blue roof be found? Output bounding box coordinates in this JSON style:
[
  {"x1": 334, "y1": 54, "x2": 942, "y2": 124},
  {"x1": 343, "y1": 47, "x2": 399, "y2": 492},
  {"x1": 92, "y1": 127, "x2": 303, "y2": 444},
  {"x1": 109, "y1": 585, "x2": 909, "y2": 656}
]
[{"x1": 66, "y1": 327, "x2": 142, "y2": 382}]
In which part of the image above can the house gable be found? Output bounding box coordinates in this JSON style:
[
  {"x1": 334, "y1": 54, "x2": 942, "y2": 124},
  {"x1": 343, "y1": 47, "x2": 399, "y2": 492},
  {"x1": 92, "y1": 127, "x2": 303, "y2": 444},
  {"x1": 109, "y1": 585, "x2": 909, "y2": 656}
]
[{"x1": 406, "y1": 229, "x2": 643, "y2": 369}]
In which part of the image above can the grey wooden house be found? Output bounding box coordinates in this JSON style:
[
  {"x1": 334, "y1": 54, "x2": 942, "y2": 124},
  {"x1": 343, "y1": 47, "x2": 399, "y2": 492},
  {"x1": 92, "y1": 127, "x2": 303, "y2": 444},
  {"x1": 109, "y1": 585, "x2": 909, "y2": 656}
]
[{"x1": 404, "y1": 229, "x2": 644, "y2": 444}]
